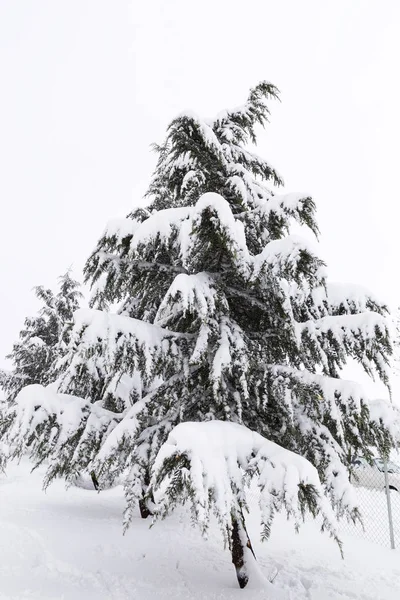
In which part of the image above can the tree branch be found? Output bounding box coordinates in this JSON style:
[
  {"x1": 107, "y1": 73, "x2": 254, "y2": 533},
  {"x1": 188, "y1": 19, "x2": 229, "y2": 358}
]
[{"x1": 97, "y1": 252, "x2": 189, "y2": 276}]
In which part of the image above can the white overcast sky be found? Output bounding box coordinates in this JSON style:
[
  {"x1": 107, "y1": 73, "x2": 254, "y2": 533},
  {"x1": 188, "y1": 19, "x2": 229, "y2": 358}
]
[{"x1": 0, "y1": 1, "x2": 399, "y2": 388}]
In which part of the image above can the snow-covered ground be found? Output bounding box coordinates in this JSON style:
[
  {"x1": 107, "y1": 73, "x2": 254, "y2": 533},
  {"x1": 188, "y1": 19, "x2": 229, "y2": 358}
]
[{"x1": 1, "y1": 458, "x2": 400, "y2": 600}]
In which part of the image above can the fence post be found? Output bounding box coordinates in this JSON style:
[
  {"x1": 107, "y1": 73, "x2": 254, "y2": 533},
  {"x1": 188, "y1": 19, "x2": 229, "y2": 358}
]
[{"x1": 383, "y1": 456, "x2": 396, "y2": 550}]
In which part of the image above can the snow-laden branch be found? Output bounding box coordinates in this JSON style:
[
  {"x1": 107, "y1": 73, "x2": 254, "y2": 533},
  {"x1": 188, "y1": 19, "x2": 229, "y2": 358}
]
[
  {"x1": 96, "y1": 251, "x2": 189, "y2": 276},
  {"x1": 151, "y1": 421, "x2": 340, "y2": 547},
  {"x1": 0, "y1": 385, "x2": 116, "y2": 459},
  {"x1": 269, "y1": 364, "x2": 399, "y2": 449},
  {"x1": 298, "y1": 312, "x2": 391, "y2": 379},
  {"x1": 251, "y1": 234, "x2": 326, "y2": 285},
  {"x1": 312, "y1": 282, "x2": 388, "y2": 317},
  {"x1": 154, "y1": 272, "x2": 221, "y2": 327},
  {"x1": 58, "y1": 309, "x2": 192, "y2": 410}
]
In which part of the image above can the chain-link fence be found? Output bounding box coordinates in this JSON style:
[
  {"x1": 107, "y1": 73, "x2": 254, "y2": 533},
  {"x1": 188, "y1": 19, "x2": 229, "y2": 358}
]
[
  {"x1": 245, "y1": 456, "x2": 400, "y2": 550},
  {"x1": 340, "y1": 456, "x2": 400, "y2": 549}
]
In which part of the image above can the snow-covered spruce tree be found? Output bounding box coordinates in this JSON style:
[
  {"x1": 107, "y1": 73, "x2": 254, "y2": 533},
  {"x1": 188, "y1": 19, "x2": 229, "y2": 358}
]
[
  {"x1": 1, "y1": 83, "x2": 397, "y2": 587},
  {"x1": 0, "y1": 271, "x2": 82, "y2": 402}
]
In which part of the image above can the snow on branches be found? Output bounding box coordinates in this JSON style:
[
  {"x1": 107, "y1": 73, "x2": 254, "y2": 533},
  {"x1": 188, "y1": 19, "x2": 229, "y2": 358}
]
[
  {"x1": 298, "y1": 312, "x2": 391, "y2": 381},
  {"x1": 152, "y1": 420, "x2": 339, "y2": 541},
  {"x1": 57, "y1": 308, "x2": 190, "y2": 412}
]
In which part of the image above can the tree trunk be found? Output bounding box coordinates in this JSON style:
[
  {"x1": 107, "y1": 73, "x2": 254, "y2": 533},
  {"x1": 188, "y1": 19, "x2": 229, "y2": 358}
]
[
  {"x1": 230, "y1": 508, "x2": 256, "y2": 589},
  {"x1": 90, "y1": 470, "x2": 100, "y2": 491},
  {"x1": 139, "y1": 468, "x2": 155, "y2": 519}
]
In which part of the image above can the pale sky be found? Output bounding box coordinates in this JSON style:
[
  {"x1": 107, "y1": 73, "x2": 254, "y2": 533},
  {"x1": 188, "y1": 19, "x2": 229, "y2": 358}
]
[{"x1": 1, "y1": 0, "x2": 399, "y2": 390}]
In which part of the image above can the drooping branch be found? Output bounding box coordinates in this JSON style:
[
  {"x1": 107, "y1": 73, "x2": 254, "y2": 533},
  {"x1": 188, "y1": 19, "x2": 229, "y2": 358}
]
[{"x1": 97, "y1": 251, "x2": 189, "y2": 276}]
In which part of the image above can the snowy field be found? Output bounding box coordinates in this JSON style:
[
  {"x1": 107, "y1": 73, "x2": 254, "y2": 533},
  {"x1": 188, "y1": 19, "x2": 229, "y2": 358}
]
[{"x1": 1, "y1": 459, "x2": 400, "y2": 599}]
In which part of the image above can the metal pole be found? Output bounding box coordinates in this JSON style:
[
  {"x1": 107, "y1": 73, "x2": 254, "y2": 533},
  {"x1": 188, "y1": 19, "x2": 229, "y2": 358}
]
[{"x1": 383, "y1": 456, "x2": 396, "y2": 550}]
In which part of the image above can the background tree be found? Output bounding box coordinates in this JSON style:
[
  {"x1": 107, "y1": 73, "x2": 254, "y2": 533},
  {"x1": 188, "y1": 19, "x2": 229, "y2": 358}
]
[
  {"x1": 0, "y1": 271, "x2": 82, "y2": 402},
  {"x1": 1, "y1": 83, "x2": 397, "y2": 588}
]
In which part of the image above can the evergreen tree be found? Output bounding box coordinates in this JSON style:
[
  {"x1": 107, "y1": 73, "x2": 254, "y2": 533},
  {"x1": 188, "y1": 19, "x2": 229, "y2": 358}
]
[
  {"x1": 1, "y1": 83, "x2": 397, "y2": 588},
  {"x1": 0, "y1": 271, "x2": 82, "y2": 402}
]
